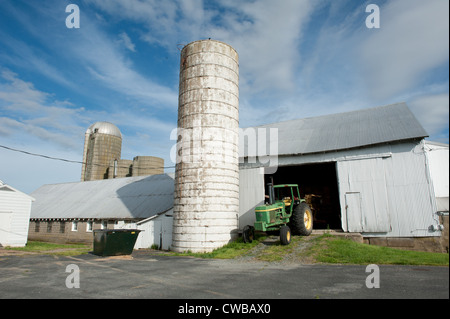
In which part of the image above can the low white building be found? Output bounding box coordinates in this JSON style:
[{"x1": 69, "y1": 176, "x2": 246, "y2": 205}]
[
  {"x1": 0, "y1": 180, "x2": 35, "y2": 247},
  {"x1": 29, "y1": 174, "x2": 174, "y2": 249},
  {"x1": 135, "y1": 210, "x2": 173, "y2": 250}
]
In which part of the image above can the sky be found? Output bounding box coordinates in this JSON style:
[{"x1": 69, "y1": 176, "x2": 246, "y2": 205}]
[{"x1": 0, "y1": 0, "x2": 448, "y2": 194}]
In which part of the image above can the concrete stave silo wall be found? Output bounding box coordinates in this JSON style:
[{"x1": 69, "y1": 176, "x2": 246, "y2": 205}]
[
  {"x1": 84, "y1": 133, "x2": 122, "y2": 181},
  {"x1": 172, "y1": 40, "x2": 239, "y2": 253},
  {"x1": 132, "y1": 156, "x2": 164, "y2": 176}
]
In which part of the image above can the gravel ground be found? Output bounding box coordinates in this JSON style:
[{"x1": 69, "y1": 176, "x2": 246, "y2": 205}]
[{"x1": 235, "y1": 234, "x2": 319, "y2": 265}]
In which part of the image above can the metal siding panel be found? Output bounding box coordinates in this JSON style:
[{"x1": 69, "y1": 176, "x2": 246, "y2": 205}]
[
  {"x1": 345, "y1": 192, "x2": 363, "y2": 232},
  {"x1": 377, "y1": 143, "x2": 437, "y2": 237},
  {"x1": 338, "y1": 157, "x2": 391, "y2": 233},
  {"x1": 238, "y1": 168, "x2": 264, "y2": 229}
]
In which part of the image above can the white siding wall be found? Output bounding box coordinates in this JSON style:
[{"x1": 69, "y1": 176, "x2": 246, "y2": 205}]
[
  {"x1": 0, "y1": 187, "x2": 33, "y2": 247},
  {"x1": 425, "y1": 142, "x2": 449, "y2": 212}
]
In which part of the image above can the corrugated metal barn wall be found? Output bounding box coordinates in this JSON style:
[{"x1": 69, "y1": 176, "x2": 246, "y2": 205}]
[
  {"x1": 239, "y1": 140, "x2": 441, "y2": 238},
  {"x1": 336, "y1": 141, "x2": 438, "y2": 237}
]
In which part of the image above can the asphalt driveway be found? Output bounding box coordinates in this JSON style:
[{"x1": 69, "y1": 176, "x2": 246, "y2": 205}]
[{"x1": 1, "y1": 249, "x2": 448, "y2": 302}]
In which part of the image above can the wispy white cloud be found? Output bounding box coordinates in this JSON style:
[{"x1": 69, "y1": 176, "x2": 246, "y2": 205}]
[
  {"x1": 117, "y1": 32, "x2": 136, "y2": 52},
  {"x1": 210, "y1": 0, "x2": 315, "y2": 95},
  {"x1": 409, "y1": 93, "x2": 449, "y2": 139},
  {"x1": 0, "y1": 68, "x2": 177, "y2": 172},
  {"x1": 359, "y1": 0, "x2": 449, "y2": 100},
  {"x1": 64, "y1": 14, "x2": 178, "y2": 109},
  {"x1": 86, "y1": 0, "x2": 315, "y2": 96},
  {"x1": 0, "y1": 70, "x2": 85, "y2": 150}
]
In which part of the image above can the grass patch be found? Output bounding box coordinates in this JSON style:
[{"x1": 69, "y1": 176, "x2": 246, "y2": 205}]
[
  {"x1": 308, "y1": 234, "x2": 449, "y2": 266},
  {"x1": 164, "y1": 233, "x2": 449, "y2": 266},
  {"x1": 6, "y1": 241, "x2": 91, "y2": 256}
]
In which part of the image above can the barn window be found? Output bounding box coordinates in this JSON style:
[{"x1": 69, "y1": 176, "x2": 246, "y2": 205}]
[
  {"x1": 60, "y1": 222, "x2": 66, "y2": 233},
  {"x1": 72, "y1": 221, "x2": 78, "y2": 232},
  {"x1": 47, "y1": 221, "x2": 53, "y2": 233}
]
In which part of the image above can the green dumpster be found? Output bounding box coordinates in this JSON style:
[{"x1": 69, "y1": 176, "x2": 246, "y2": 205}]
[{"x1": 93, "y1": 229, "x2": 141, "y2": 257}]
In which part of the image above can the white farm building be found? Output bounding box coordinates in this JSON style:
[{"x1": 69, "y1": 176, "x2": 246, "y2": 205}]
[{"x1": 0, "y1": 180, "x2": 35, "y2": 247}]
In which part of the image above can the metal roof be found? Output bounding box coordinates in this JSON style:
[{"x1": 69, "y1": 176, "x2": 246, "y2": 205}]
[
  {"x1": 29, "y1": 174, "x2": 174, "y2": 220},
  {"x1": 241, "y1": 102, "x2": 428, "y2": 157},
  {"x1": 86, "y1": 121, "x2": 122, "y2": 138}
]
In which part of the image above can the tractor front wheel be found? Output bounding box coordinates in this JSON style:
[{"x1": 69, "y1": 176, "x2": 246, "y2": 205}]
[{"x1": 280, "y1": 225, "x2": 291, "y2": 245}]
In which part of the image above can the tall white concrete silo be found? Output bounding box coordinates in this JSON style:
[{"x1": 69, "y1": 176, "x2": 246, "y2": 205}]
[{"x1": 172, "y1": 40, "x2": 240, "y2": 253}]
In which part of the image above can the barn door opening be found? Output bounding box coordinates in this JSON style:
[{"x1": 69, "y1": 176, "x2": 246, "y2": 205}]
[{"x1": 265, "y1": 162, "x2": 342, "y2": 230}]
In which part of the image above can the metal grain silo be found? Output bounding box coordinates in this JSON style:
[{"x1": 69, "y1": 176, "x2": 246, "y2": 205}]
[
  {"x1": 172, "y1": 39, "x2": 239, "y2": 253},
  {"x1": 81, "y1": 122, "x2": 122, "y2": 181}
]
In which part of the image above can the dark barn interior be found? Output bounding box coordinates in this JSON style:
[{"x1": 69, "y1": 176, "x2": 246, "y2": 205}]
[{"x1": 265, "y1": 162, "x2": 342, "y2": 230}]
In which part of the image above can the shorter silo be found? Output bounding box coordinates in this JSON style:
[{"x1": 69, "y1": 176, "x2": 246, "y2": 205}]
[
  {"x1": 132, "y1": 156, "x2": 164, "y2": 176},
  {"x1": 108, "y1": 159, "x2": 133, "y2": 179}
]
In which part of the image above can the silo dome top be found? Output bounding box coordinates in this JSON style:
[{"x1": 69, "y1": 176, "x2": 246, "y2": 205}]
[{"x1": 86, "y1": 121, "x2": 122, "y2": 138}]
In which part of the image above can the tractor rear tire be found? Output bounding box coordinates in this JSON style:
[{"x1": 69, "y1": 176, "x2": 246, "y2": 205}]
[
  {"x1": 280, "y1": 225, "x2": 291, "y2": 245},
  {"x1": 290, "y1": 202, "x2": 313, "y2": 236},
  {"x1": 243, "y1": 225, "x2": 254, "y2": 243}
]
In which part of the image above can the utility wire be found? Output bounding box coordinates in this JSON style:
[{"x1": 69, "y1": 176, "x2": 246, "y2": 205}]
[{"x1": 0, "y1": 144, "x2": 175, "y2": 170}]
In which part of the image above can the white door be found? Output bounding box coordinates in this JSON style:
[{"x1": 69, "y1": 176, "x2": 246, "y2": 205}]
[
  {"x1": 0, "y1": 212, "x2": 13, "y2": 246},
  {"x1": 152, "y1": 221, "x2": 162, "y2": 249},
  {"x1": 161, "y1": 217, "x2": 173, "y2": 250},
  {"x1": 136, "y1": 222, "x2": 154, "y2": 249}
]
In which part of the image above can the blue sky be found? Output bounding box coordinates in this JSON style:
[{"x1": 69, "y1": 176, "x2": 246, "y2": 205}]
[{"x1": 0, "y1": 0, "x2": 448, "y2": 194}]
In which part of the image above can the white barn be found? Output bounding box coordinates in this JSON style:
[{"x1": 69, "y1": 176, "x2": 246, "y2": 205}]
[
  {"x1": 239, "y1": 103, "x2": 448, "y2": 252},
  {"x1": 0, "y1": 180, "x2": 35, "y2": 247}
]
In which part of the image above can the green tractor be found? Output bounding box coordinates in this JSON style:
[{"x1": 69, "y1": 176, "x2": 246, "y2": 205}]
[{"x1": 243, "y1": 183, "x2": 313, "y2": 245}]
